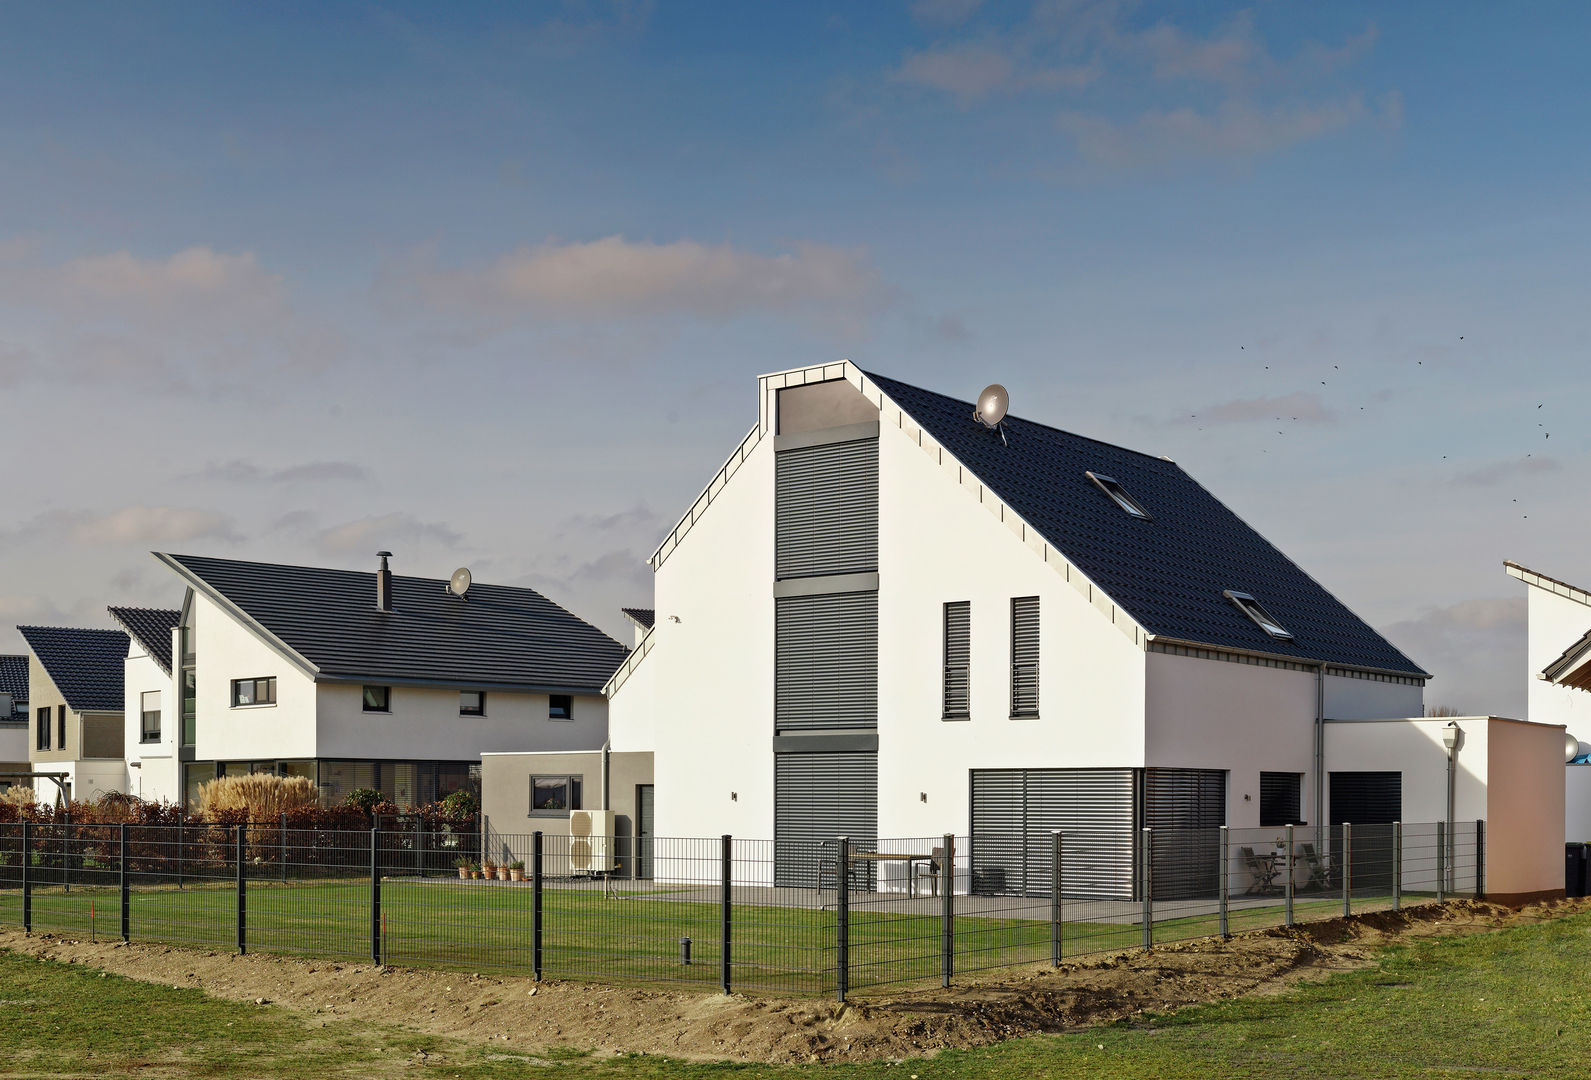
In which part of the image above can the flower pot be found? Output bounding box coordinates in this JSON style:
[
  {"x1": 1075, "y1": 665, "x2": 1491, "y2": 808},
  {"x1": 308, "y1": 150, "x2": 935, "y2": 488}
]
[
  {"x1": 458, "y1": 867, "x2": 469, "y2": 880},
  {"x1": 470, "y1": 870, "x2": 481, "y2": 879},
  {"x1": 510, "y1": 869, "x2": 524, "y2": 883},
  {"x1": 496, "y1": 866, "x2": 509, "y2": 881}
]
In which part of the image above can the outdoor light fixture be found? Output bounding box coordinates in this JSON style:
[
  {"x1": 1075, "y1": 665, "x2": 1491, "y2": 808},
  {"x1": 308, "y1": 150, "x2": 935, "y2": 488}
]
[
  {"x1": 919, "y1": 791, "x2": 927, "y2": 803},
  {"x1": 1442, "y1": 722, "x2": 1461, "y2": 751},
  {"x1": 730, "y1": 791, "x2": 737, "y2": 801}
]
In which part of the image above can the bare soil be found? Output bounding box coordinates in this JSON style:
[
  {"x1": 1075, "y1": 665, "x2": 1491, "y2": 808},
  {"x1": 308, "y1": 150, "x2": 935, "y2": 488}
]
[{"x1": 4, "y1": 898, "x2": 1586, "y2": 1064}]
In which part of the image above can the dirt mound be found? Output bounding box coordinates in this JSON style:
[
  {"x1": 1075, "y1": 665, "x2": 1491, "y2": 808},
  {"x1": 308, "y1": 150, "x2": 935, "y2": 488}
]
[{"x1": 4, "y1": 898, "x2": 1586, "y2": 1064}]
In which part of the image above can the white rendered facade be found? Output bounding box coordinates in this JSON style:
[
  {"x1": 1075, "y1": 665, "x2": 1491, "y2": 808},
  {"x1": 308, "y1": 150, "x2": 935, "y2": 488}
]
[{"x1": 123, "y1": 636, "x2": 180, "y2": 803}]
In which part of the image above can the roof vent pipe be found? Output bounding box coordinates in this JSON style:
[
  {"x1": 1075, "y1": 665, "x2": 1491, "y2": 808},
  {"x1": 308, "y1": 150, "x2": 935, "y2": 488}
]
[{"x1": 376, "y1": 551, "x2": 394, "y2": 612}]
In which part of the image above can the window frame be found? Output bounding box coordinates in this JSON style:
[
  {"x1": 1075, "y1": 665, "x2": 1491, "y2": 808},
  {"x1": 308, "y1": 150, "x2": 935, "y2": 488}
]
[
  {"x1": 529, "y1": 774, "x2": 583, "y2": 815},
  {"x1": 548, "y1": 694, "x2": 573, "y2": 721},
  {"x1": 140, "y1": 690, "x2": 161, "y2": 743},
  {"x1": 362, "y1": 685, "x2": 391, "y2": 713},
  {"x1": 1085, "y1": 471, "x2": 1152, "y2": 519},
  {"x1": 230, "y1": 676, "x2": 278, "y2": 708},
  {"x1": 942, "y1": 600, "x2": 971, "y2": 720},
  {"x1": 1259, "y1": 771, "x2": 1304, "y2": 828},
  {"x1": 36, "y1": 706, "x2": 50, "y2": 751},
  {"x1": 1009, "y1": 595, "x2": 1040, "y2": 719},
  {"x1": 459, "y1": 690, "x2": 486, "y2": 717},
  {"x1": 1224, "y1": 590, "x2": 1294, "y2": 641},
  {"x1": 57, "y1": 704, "x2": 66, "y2": 749}
]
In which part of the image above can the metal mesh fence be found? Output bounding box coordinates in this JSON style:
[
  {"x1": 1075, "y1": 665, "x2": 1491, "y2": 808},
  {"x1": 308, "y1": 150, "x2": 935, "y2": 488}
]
[{"x1": 0, "y1": 819, "x2": 1485, "y2": 999}]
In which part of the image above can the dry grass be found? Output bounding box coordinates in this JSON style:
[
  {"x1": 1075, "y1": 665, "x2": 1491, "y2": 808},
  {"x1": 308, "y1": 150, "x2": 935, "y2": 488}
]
[
  {"x1": 1, "y1": 785, "x2": 35, "y2": 808},
  {"x1": 197, "y1": 774, "x2": 319, "y2": 819}
]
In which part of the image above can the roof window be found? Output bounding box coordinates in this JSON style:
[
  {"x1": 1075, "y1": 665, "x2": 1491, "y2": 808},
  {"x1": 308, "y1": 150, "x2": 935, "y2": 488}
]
[
  {"x1": 1086, "y1": 471, "x2": 1151, "y2": 519},
  {"x1": 1224, "y1": 591, "x2": 1293, "y2": 641}
]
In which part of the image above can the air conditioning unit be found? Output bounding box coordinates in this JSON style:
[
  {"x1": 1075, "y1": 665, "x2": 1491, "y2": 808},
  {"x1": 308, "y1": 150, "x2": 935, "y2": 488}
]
[{"x1": 568, "y1": 809, "x2": 615, "y2": 875}]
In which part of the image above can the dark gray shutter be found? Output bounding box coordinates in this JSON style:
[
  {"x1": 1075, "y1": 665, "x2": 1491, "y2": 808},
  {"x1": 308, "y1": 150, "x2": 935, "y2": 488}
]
[
  {"x1": 1259, "y1": 772, "x2": 1302, "y2": 827},
  {"x1": 1010, "y1": 596, "x2": 1039, "y2": 718},
  {"x1": 1144, "y1": 768, "x2": 1226, "y2": 900},
  {"x1": 775, "y1": 438, "x2": 878, "y2": 579},
  {"x1": 775, "y1": 592, "x2": 877, "y2": 731},
  {"x1": 774, "y1": 751, "x2": 878, "y2": 888},
  {"x1": 1329, "y1": 772, "x2": 1402, "y2": 893},
  {"x1": 943, "y1": 601, "x2": 970, "y2": 719},
  {"x1": 970, "y1": 768, "x2": 1137, "y2": 899}
]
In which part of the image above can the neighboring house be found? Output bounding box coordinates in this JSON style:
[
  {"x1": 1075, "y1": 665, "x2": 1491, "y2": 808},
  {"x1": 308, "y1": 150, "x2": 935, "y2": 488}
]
[
  {"x1": 620, "y1": 607, "x2": 654, "y2": 648},
  {"x1": 0, "y1": 654, "x2": 29, "y2": 790},
  {"x1": 605, "y1": 363, "x2": 1430, "y2": 892},
  {"x1": 108, "y1": 606, "x2": 182, "y2": 804},
  {"x1": 153, "y1": 551, "x2": 630, "y2": 809},
  {"x1": 18, "y1": 626, "x2": 130, "y2": 804},
  {"x1": 1505, "y1": 561, "x2": 1591, "y2": 839}
]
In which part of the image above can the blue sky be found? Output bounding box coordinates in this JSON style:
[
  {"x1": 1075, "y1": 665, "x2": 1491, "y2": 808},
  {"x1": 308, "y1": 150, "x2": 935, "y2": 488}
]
[{"x1": 3, "y1": 1, "x2": 1589, "y2": 714}]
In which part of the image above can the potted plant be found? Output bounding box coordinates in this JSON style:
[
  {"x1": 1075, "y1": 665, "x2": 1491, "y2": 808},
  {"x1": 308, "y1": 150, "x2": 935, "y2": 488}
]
[
  {"x1": 496, "y1": 862, "x2": 510, "y2": 881},
  {"x1": 482, "y1": 857, "x2": 498, "y2": 880},
  {"x1": 508, "y1": 859, "x2": 525, "y2": 883},
  {"x1": 470, "y1": 863, "x2": 482, "y2": 879},
  {"x1": 455, "y1": 857, "x2": 472, "y2": 881}
]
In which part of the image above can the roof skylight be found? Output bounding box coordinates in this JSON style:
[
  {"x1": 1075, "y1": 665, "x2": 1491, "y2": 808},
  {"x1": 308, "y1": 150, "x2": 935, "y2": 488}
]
[
  {"x1": 1224, "y1": 590, "x2": 1294, "y2": 641},
  {"x1": 1086, "y1": 471, "x2": 1151, "y2": 519}
]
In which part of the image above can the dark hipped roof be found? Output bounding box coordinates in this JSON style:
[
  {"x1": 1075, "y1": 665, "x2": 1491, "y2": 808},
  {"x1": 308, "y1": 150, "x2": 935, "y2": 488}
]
[
  {"x1": 866, "y1": 372, "x2": 1426, "y2": 677},
  {"x1": 108, "y1": 607, "x2": 181, "y2": 674},
  {"x1": 16, "y1": 626, "x2": 129, "y2": 712},
  {"x1": 621, "y1": 607, "x2": 655, "y2": 630},
  {"x1": 157, "y1": 553, "x2": 630, "y2": 693},
  {"x1": 0, "y1": 654, "x2": 27, "y2": 711}
]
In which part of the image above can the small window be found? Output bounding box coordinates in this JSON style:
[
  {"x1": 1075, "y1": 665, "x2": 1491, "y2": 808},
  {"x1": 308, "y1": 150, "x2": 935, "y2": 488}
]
[
  {"x1": 548, "y1": 694, "x2": 572, "y2": 720},
  {"x1": 1224, "y1": 591, "x2": 1294, "y2": 641},
  {"x1": 141, "y1": 690, "x2": 161, "y2": 743},
  {"x1": 36, "y1": 706, "x2": 50, "y2": 751},
  {"x1": 1260, "y1": 772, "x2": 1303, "y2": 828},
  {"x1": 943, "y1": 601, "x2": 971, "y2": 720},
  {"x1": 231, "y1": 677, "x2": 277, "y2": 707},
  {"x1": 1086, "y1": 471, "x2": 1151, "y2": 519},
  {"x1": 1010, "y1": 596, "x2": 1040, "y2": 718},
  {"x1": 460, "y1": 690, "x2": 486, "y2": 716},
  {"x1": 362, "y1": 685, "x2": 391, "y2": 713},
  {"x1": 530, "y1": 775, "x2": 582, "y2": 813}
]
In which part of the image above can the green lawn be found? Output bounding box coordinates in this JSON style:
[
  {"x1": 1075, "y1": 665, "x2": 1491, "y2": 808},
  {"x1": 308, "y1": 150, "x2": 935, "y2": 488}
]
[
  {"x1": 2, "y1": 909, "x2": 1588, "y2": 1077},
  {"x1": 0, "y1": 876, "x2": 1433, "y2": 996}
]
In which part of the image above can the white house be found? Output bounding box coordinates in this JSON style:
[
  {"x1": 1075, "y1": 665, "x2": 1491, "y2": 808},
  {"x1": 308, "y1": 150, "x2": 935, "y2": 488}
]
[
  {"x1": 154, "y1": 551, "x2": 629, "y2": 809},
  {"x1": 109, "y1": 606, "x2": 183, "y2": 804},
  {"x1": 1, "y1": 654, "x2": 30, "y2": 790},
  {"x1": 18, "y1": 625, "x2": 130, "y2": 804},
  {"x1": 605, "y1": 363, "x2": 1431, "y2": 893}
]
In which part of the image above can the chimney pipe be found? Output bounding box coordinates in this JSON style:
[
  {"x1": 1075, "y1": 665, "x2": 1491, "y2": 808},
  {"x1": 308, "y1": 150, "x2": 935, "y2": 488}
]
[{"x1": 376, "y1": 551, "x2": 393, "y2": 611}]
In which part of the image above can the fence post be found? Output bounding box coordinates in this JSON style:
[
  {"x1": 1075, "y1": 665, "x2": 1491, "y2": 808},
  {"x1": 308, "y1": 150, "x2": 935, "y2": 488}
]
[
  {"x1": 370, "y1": 827, "x2": 382, "y2": 965},
  {"x1": 1436, "y1": 821, "x2": 1446, "y2": 904},
  {"x1": 1284, "y1": 824, "x2": 1295, "y2": 927},
  {"x1": 1475, "y1": 819, "x2": 1485, "y2": 899},
  {"x1": 281, "y1": 813, "x2": 288, "y2": 884},
  {"x1": 235, "y1": 824, "x2": 247, "y2": 955},
  {"x1": 119, "y1": 823, "x2": 130, "y2": 943},
  {"x1": 1392, "y1": 822, "x2": 1402, "y2": 911},
  {"x1": 416, "y1": 817, "x2": 424, "y2": 878},
  {"x1": 1342, "y1": 822, "x2": 1352, "y2": 917},
  {"x1": 1140, "y1": 827, "x2": 1152, "y2": 951},
  {"x1": 720, "y1": 834, "x2": 732, "y2": 995},
  {"x1": 176, "y1": 817, "x2": 184, "y2": 889},
  {"x1": 1050, "y1": 831, "x2": 1063, "y2": 964},
  {"x1": 21, "y1": 820, "x2": 31, "y2": 932},
  {"x1": 1218, "y1": 826, "x2": 1229, "y2": 939},
  {"x1": 836, "y1": 836, "x2": 850, "y2": 1003},
  {"x1": 945, "y1": 833, "x2": 958, "y2": 984},
  {"x1": 531, "y1": 831, "x2": 543, "y2": 981}
]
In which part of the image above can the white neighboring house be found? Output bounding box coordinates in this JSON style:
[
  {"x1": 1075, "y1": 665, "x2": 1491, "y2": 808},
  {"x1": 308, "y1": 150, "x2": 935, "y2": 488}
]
[
  {"x1": 1, "y1": 654, "x2": 30, "y2": 790},
  {"x1": 606, "y1": 363, "x2": 1430, "y2": 892},
  {"x1": 109, "y1": 606, "x2": 183, "y2": 804},
  {"x1": 154, "y1": 551, "x2": 630, "y2": 809},
  {"x1": 1505, "y1": 561, "x2": 1591, "y2": 839},
  {"x1": 18, "y1": 625, "x2": 130, "y2": 804}
]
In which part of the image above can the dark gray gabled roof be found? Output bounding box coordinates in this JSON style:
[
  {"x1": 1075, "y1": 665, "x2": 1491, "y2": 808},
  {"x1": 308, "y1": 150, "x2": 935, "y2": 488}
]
[
  {"x1": 621, "y1": 607, "x2": 655, "y2": 630},
  {"x1": 107, "y1": 607, "x2": 181, "y2": 675},
  {"x1": 0, "y1": 654, "x2": 27, "y2": 712},
  {"x1": 16, "y1": 626, "x2": 128, "y2": 712},
  {"x1": 866, "y1": 372, "x2": 1427, "y2": 677},
  {"x1": 156, "y1": 553, "x2": 630, "y2": 693}
]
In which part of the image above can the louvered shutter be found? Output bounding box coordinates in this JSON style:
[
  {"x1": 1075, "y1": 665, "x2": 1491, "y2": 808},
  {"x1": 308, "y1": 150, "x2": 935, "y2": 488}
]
[
  {"x1": 1259, "y1": 772, "x2": 1302, "y2": 827},
  {"x1": 1010, "y1": 596, "x2": 1039, "y2": 718},
  {"x1": 1329, "y1": 773, "x2": 1402, "y2": 893},
  {"x1": 774, "y1": 751, "x2": 879, "y2": 888},
  {"x1": 1144, "y1": 768, "x2": 1226, "y2": 900},
  {"x1": 775, "y1": 592, "x2": 878, "y2": 731},
  {"x1": 970, "y1": 768, "x2": 1137, "y2": 899},
  {"x1": 775, "y1": 438, "x2": 878, "y2": 578},
  {"x1": 943, "y1": 601, "x2": 970, "y2": 719}
]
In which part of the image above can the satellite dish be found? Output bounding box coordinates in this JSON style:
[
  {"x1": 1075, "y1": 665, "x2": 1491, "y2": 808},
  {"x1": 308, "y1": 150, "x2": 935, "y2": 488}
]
[
  {"x1": 973, "y1": 384, "x2": 1009, "y2": 428},
  {"x1": 448, "y1": 567, "x2": 472, "y2": 599}
]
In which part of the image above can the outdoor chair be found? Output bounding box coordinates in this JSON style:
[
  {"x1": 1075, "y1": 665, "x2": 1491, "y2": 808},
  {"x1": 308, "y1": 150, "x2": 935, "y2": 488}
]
[
  {"x1": 913, "y1": 846, "x2": 946, "y2": 896},
  {"x1": 1298, "y1": 843, "x2": 1333, "y2": 891},
  {"x1": 1240, "y1": 846, "x2": 1281, "y2": 895}
]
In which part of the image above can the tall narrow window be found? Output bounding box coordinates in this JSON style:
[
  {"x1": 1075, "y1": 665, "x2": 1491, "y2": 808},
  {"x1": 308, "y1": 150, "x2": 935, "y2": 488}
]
[
  {"x1": 36, "y1": 706, "x2": 50, "y2": 751},
  {"x1": 57, "y1": 705, "x2": 66, "y2": 749},
  {"x1": 1010, "y1": 596, "x2": 1040, "y2": 718},
  {"x1": 943, "y1": 601, "x2": 971, "y2": 720},
  {"x1": 141, "y1": 690, "x2": 161, "y2": 743}
]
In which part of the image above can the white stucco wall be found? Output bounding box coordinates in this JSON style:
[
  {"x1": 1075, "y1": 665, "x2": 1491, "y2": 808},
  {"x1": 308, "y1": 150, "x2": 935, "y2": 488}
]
[
  {"x1": 648, "y1": 428, "x2": 776, "y2": 844},
  {"x1": 1325, "y1": 717, "x2": 1489, "y2": 824},
  {"x1": 315, "y1": 684, "x2": 606, "y2": 759},
  {"x1": 191, "y1": 590, "x2": 318, "y2": 761},
  {"x1": 123, "y1": 642, "x2": 181, "y2": 804},
  {"x1": 606, "y1": 644, "x2": 655, "y2": 754},
  {"x1": 1524, "y1": 585, "x2": 1591, "y2": 735},
  {"x1": 1146, "y1": 652, "x2": 1316, "y2": 829},
  {"x1": 876, "y1": 419, "x2": 1147, "y2": 839},
  {"x1": 1323, "y1": 672, "x2": 1424, "y2": 721}
]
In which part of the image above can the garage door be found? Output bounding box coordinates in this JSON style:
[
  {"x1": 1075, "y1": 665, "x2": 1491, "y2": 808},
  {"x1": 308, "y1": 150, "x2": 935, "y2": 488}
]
[
  {"x1": 774, "y1": 751, "x2": 878, "y2": 888},
  {"x1": 970, "y1": 769, "x2": 1137, "y2": 899}
]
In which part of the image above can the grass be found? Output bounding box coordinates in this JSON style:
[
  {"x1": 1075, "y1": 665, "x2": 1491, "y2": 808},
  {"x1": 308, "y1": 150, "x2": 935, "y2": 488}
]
[
  {"x1": 0, "y1": 874, "x2": 1431, "y2": 996},
  {"x1": 2, "y1": 909, "x2": 1589, "y2": 1077}
]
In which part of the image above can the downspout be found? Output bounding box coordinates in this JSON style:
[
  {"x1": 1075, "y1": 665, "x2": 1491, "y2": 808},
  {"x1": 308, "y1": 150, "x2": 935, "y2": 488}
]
[
  {"x1": 1314, "y1": 665, "x2": 1325, "y2": 849},
  {"x1": 601, "y1": 737, "x2": 611, "y2": 812},
  {"x1": 1443, "y1": 721, "x2": 1460, "y2": 893}
]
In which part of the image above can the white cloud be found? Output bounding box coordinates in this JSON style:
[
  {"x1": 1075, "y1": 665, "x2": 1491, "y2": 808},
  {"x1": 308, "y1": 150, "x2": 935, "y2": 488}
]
[
  {"x1": 191, "y1": 460, "x2": 372, "y2": 486},
  {"x1": 1454, "y1": 456, "x2": 1561, "y2": 487},
  {"x1": 892, "y1": 44, "x2": 1096, "y2": 101},
  {"x1": 315, "y1": 513, "x2": 463, "y2": 556},
  {"x1": 910, "y1": 0, "x2": 985, "y2": 26},
  {"x1": 59, "y1": 506, "x2": 241, "y2": 547},
  {"x1": 1185, "y1": 391, "x2": 1334, "y2": 426},
  {"x1": 407, "y1": 236, "x2": 890, "y2": 330},
  {"x1": 1383, "y1": 597, "x2": 1527, "y2": 716},
  {"x1": 1057, "y1": 97, "x2": 1376, "y2": 169},
  {"x1": 52, "y1": 247, "x2": 284, "y2": 316}
]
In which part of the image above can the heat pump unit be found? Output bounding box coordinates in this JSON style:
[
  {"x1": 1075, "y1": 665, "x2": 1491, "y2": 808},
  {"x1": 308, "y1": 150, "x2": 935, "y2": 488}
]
[{"x1": 568, "y1": 809, "x2": 615, "y2": 875}]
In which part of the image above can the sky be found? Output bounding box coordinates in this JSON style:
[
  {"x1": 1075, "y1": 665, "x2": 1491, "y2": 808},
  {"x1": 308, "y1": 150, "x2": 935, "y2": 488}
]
[{"x1": 2, "y1": 1, "x2": 1589, "y2": 717}]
